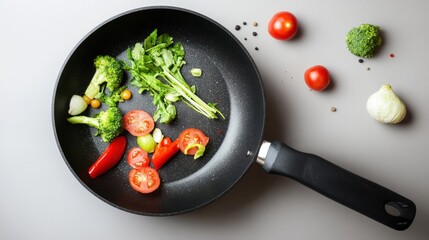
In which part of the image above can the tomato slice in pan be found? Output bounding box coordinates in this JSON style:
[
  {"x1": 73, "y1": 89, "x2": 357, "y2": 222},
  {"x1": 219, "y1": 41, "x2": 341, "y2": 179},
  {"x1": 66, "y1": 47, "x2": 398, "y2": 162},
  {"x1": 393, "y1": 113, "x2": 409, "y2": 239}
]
[
  {"x1": 129, "y1": 167, "x2": 161, "y2": 194},
  {"x1": 127, "y1": 147, "x2": 150, "y2": 169},
  {"x1": 123, "y1": 110, "x2": 155, "y2": 136},
  {"x1": 178, "y1": 128, "x2": 209, "y2": 155}
]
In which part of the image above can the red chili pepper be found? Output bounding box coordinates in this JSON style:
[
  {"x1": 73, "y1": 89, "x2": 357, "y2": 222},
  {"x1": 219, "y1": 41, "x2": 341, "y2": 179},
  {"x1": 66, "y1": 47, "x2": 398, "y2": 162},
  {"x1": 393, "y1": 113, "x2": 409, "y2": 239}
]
[
  {"x1": 88, "y1": 135, "x2": 127, "y2": 179},
  {"x1": 152, "y1": 137, "x2": 180, "y2": 170}
]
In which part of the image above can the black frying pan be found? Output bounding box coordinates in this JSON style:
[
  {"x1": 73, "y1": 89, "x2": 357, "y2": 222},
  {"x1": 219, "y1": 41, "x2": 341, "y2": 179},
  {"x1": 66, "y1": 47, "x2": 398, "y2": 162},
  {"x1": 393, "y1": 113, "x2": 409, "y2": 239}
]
[{"x1": 52, "y1": 6, "x2": 416, "y2": 230}]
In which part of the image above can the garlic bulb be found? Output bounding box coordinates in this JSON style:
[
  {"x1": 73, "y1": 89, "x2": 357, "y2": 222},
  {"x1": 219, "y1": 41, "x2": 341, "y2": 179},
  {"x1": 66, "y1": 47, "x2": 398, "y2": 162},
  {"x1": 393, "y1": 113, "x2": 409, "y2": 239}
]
[
  {"x1": 366, "y1": 84, "x2": 407, "y2": 124},
  {"x1": 68, "y1": 95, "x2": 88, "y2": 115}
]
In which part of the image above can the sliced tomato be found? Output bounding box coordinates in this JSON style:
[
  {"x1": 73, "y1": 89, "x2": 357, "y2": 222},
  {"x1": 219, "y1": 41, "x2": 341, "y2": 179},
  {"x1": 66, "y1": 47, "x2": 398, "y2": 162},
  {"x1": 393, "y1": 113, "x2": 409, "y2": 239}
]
[
  {"x1": 178, "y1": 128, "x2": 209, "y2": 155},
  {"x1": 129, "y1": 167, "x2": 161, "y2": 194},
  {"x1": 127, "y1": 147, "x2": 150, "y2": 169},
  {"x1": 152, "y1": 137, "x2": 180, "y2": 170},
  {"x1": 123, "y1": 110, "x2": 155, "y2": 137}
]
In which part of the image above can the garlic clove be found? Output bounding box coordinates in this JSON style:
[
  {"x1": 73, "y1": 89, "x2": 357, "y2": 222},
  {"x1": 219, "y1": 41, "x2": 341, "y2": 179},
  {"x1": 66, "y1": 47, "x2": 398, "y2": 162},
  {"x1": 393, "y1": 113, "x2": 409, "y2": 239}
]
[
  {"x1": 68, "y1": 95, "x2": 88, "y2": 116},
  {"x1": 366, "y1": 84, "x2": 407, "y2": 124}
]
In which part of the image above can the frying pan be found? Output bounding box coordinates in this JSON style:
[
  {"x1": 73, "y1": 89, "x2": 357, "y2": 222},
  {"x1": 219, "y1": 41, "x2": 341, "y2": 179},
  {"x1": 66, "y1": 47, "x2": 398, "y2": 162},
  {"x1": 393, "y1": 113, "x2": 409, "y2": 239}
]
[{"x1": 52, "y1": 6, "x2": 416, "y2": 230}]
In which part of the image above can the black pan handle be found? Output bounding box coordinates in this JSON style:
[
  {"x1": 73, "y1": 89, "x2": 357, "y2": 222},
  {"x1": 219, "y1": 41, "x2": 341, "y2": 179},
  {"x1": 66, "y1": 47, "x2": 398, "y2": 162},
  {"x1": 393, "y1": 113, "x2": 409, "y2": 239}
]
[{"x1": 257, "y1": 141, "x2": 416, "y2": 231}]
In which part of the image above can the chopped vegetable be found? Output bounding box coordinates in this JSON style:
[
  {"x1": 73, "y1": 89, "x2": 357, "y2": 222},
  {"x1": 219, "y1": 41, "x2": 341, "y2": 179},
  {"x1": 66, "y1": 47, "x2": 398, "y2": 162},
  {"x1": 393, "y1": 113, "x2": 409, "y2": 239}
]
[
  {"x1": 152, "y1": 137, "x2": 180, "y2": 170},
  {"x1": 88, "y1": 136, "x2": 127, "y2": 178},
  {"x1": 121, "y1": 29, "x2": 224, "y2": 123},
  {"x1": 178, "y1": 128, "x2": 209, "y2": 158},
  {"x1": 122, "y1": 110, "x2": 155, "y2": 137},
  {"x1": 184, "y1": 143, "x2": 206, "y2": 159},
  {"x1": 137, "y1": 134, "x2": 156, "y2": 153},
  {"x1": 190, "y1": 68, "x2": 202, "y2": 77},
  {"x1": 152, "y1": 128, "x2": 164, "y2": 143},
  {"x1": 96, "y1": 85, "x2": 127, "y2": 107},
  {"x1": 346, "y1": 24, "x2": 382, "y2": 58},
  {"x1": 68, "y1": 95, "x2": 88, "y2": 115},
  {"x1": 84, "y1": 55, "x2": 123, "y2": 99},
  {"x1": 129, "y1": 167, "x2": 161, "y2": 194},
  {"x1": 127, "y1": 147, "x2": 150, "y2": 169},
  {"x1": 366, "y1": 84, "x2": 407, "y2": 124},
  {"x1": 67, "y1": 106, "x2": 123, "y2": 142}
]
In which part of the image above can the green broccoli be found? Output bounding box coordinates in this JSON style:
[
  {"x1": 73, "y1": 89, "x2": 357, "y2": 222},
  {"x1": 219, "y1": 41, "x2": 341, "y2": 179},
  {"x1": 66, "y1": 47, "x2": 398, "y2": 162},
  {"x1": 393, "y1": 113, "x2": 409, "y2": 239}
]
[
  {"x1": 96, "y1": 85, "x2": 127, "y2": 107},
  {"x1": 346, "y1": 24, "x2": 382, "y2": 58},
  {"x1": 84, "y1": 55, "x2": 123, "y2": 99},
  {"x1": 67, "y1": 106, "x2": 123, "y2": 142}
]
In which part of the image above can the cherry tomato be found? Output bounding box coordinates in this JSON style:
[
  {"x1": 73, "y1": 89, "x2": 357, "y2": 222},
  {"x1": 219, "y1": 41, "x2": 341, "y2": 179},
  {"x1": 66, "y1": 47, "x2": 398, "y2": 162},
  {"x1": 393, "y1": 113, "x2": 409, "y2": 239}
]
[
  {"x1": 268, "y1": 11, "x2": 298, "y2": 40},
  {"x1": 88, "y1": 136, "x2": 127, "y2": 179},
  {"x1": 129, "y1": 167, "x2": 161, "y2": 194},
  {"x1": 178, "y1": 128, "x2": 209, "y2": 155},
  {"x1": 127, "y1": 147, "x2": 150, "y2": 169},
  {"x1": 123, "y1": 110, "x2": 155, "y2": 137},
  {"x1": 304, "y1": 65, "x2": 331, "y2": 91},
  {"x1": 152, "y1": 137, "x2": 180, "y2": 170}
]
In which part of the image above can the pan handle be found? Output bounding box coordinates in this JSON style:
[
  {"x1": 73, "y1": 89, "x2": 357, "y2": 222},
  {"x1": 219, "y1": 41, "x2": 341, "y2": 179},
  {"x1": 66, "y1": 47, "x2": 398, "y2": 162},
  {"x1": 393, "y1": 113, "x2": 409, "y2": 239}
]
[{"x1": 257, "y1": 141, "x2": 416, "y2": 231}]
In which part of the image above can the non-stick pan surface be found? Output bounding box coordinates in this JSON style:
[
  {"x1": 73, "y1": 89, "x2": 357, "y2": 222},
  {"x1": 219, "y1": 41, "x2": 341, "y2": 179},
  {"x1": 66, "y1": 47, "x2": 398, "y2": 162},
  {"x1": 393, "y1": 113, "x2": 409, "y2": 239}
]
[{"x1": 53, "y1": 6, "x2": 265, "y2": 215}]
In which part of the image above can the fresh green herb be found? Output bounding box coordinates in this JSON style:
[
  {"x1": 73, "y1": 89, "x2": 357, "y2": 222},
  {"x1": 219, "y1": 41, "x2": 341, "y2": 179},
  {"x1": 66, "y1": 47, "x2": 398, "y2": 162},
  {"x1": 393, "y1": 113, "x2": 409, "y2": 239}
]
[
  {"x1": 121, "y1": 29, "x2": 224, "y2": 123},
  {"x1": 67, "y1": 106, "x2": 123, "y2": 142}
]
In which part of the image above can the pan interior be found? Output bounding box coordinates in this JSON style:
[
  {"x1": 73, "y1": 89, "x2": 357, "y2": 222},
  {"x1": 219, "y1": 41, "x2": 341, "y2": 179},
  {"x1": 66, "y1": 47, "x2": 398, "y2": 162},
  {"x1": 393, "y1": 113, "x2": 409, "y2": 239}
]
[{"x1": 53, "y1": 6, "x2": 265, "y2": 215}]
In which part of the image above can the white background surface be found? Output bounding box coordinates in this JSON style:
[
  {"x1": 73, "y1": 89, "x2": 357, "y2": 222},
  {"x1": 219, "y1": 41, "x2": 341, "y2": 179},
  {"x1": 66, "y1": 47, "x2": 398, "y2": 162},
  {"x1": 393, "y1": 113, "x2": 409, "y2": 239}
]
[{"x1": 1, "y1": 0, "x2": 428, "y2": 239}]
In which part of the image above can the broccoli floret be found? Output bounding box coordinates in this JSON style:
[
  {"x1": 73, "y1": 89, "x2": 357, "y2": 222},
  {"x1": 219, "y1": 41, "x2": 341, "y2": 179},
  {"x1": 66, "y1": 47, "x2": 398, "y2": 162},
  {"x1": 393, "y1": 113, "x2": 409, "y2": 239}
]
[
  {"x1": 67, "y1": 106, "x2": 123, "y2": 142},
  {"x1": 346, "y1": 24, "x2": 382, "y2": 58},
  {"x1": 84, "y1": 55, "x2": 123, "y2": 99},
  {"x1": 96, "y1": 85, "x2": 127, "y2": 107}
]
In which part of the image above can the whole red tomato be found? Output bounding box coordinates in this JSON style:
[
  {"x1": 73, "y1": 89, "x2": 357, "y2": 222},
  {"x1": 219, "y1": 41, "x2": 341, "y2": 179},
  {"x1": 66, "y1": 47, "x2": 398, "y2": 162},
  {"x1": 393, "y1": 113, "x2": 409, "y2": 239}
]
[
  {"x1": 304, "y1": 65, "x2": 331, "y2": 91},
  {"x1": 268, "y1": 11, "x2": 298, "y2": 40}
]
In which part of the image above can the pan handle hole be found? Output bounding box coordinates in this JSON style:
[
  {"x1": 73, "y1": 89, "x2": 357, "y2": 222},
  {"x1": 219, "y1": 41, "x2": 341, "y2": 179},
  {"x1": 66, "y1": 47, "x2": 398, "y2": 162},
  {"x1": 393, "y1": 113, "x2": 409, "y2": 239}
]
[{"x1": 384, "y1": 201, "x2": 402, "y2": 217}]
